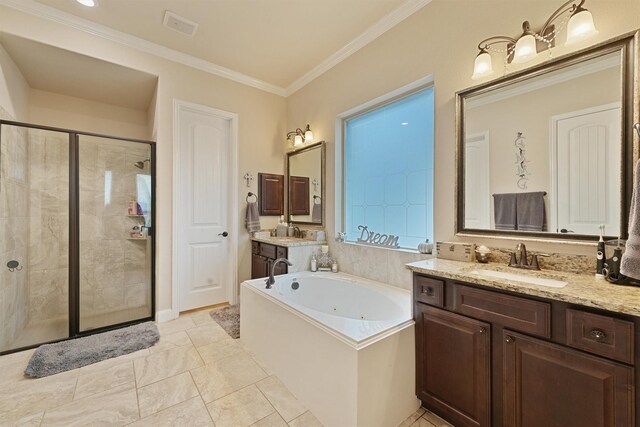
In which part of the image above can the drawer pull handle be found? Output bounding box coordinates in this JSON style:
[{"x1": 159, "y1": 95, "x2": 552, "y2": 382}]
[
  {"x1": 589, "y1": 329, "x2": 607, "y2": 342},
  {"x1": 422, "y1": 286, "x2": 434, "y2": 296},
  {"x1": 505, "y1": 335, "x2": 515, "y2": 343},
  {"x1": 478, "y1": 327, "x2": 486, "y2": 334}
]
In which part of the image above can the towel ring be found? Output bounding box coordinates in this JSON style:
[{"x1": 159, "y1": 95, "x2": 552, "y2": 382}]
[
  {"x1": 246, "y1": 192, "x2": 258, "y2": 203},
  {"x1": 313, "y1": 195, "x2": 321, "y2": 205}
]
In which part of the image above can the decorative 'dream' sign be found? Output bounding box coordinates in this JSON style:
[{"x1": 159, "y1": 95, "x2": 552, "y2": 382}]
[{"x1": 356, "y1": 225, "x2": 399, "y2": 248}]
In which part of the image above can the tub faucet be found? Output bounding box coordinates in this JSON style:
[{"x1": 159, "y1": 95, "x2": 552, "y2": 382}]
[{"x1": 265, "y1": 258, "x2": 293, "y2": 289}]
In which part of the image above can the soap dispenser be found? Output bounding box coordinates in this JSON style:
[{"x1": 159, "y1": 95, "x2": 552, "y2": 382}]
[{"x1": 277, "y1": 216, "x2": 288, "y2": 237}]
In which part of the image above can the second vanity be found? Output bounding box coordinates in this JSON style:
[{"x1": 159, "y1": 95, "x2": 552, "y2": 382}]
[
  {"x1": 251, "y1": 236, "x2": 326, "y2": 279},
  {"x1": 407, "y1": 258, "x2": 640, "y2": 427}
]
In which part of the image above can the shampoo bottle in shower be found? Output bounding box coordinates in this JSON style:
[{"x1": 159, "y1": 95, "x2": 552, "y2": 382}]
[{"x1": 596, "y1": 224, "x2": 605, "y2": 279}]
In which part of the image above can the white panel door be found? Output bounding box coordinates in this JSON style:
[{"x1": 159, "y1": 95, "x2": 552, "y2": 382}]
[
  {"x1": 465, "y1": 132, "x2": 490, "y2": 229},
  {"x1": 176, "y1": 105, "x2": 231, "y2": 311},
  {"x1": 555, "y1": 105, "x2": 620, "y2": 235}
]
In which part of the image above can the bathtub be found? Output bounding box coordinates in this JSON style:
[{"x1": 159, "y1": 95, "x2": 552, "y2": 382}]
[{"x1": 240, "y1": 271, "x2": 418, "y2": 427}]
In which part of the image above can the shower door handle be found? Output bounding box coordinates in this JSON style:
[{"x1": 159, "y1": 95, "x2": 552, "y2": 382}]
[{"x1": 218, "y1": 231, "x2": 229, "y2": 238}]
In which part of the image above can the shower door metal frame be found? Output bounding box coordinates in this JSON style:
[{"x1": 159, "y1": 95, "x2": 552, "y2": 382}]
[{"x1": 0, "y1": 120, "x2": 156, "y2": 356}]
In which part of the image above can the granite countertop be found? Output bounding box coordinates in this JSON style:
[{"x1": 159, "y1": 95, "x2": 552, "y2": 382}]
[
  {"x1": 406, "y1": 258, "x2": 640, "y2": 317},
  {"x1": 252, "y1": 236, "x2": 327, "y2": 247}
]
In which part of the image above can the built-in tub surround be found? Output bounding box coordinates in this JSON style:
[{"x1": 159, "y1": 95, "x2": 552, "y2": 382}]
[
  {"x1": 407, "y1": 258, "x2": 640, "y2": 316},
  {"x1": 241, "y1": 271, "x2": 418, "y2": 427}
]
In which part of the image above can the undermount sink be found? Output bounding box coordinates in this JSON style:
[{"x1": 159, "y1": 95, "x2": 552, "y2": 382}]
[{"x1": 467, "y1": 269, "x2": 568, "y2": 288}]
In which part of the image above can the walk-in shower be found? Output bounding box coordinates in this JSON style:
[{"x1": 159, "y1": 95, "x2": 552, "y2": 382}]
[{"x1": 0, "y1": 120, "x2": 155, "y2": 355}]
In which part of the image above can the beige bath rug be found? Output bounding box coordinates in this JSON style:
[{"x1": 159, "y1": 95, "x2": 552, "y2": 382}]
[{"x1": 209, "y1": 305, "x2": 240, "y2": 339}]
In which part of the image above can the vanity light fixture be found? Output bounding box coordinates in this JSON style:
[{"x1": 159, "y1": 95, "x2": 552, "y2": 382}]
[
  {"x1": 76, "y1": 0, "x2": 97, "y2": 6},
  {"x1": 286, "y1": 124, "x2": 314, "y2": 147},
  {"x1": 471, "y1": 0, "x2": 598, "y2": 80}
]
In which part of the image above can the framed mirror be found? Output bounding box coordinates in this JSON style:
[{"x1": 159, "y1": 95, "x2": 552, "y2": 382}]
[
  {"x1": 286, "y1": 141, "x2": 325, "y2": 226},
  {"x1": 456, "y1": 31, "x2": 638, "y2": 241}
]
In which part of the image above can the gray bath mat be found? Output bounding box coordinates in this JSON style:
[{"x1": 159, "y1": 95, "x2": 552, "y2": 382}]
[
  {"x1": 25, "y1": 321, "x2": 159, "y2": 378},
  {"x1": 210, "y1": 305, "x2": 240, "y2": 339}
]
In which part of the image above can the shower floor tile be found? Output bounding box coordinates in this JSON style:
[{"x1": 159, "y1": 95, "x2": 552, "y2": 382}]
[{"x1": 0, "y1": 307, "x2": 449, "y2": 427}]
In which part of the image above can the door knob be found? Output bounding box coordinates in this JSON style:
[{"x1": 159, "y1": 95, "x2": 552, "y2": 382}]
[{"x1": 218, "y1": 231, "x2": 229, "y2": 237}]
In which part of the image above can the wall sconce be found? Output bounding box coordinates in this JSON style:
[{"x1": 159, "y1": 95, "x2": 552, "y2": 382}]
[
  {"x1": 286, "y1": 124, "x2": 314, "y2": 147},
  {"x1": 472, "y1": 0, "x2": 598, "y2": 80}
]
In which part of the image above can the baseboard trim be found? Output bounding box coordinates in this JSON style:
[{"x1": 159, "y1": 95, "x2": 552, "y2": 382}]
[{"x1": 156, "y1": 309, "x2": 177, "y2": 323}]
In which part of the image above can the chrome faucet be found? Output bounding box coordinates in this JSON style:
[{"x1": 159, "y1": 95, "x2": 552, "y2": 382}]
[
  {"x1": 265, "y1": 258, "x2": 293, "y2": 289},
  {"x1": 508, "y1": 243, "x2": 548, "y2": 271}
]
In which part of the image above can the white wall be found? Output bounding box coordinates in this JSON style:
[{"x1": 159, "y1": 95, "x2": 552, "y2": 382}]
[
  {"x1": 0, "y1": 5, "x2": 287, "y2": 315},
  {"x1": 0, "y1": 43, "x2": 29, "y2": 121},
  {"x1": 287, "y1": 0, "x2": 640, "y2": 289}
]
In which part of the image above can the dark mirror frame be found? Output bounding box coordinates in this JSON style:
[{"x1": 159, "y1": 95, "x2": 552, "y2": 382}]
[
  {"x1": 455, "y1": 31, "x2": 639, "y2": 242},
  {"x1": 286, "y1": 141, "x2": 326, "y2": 227}
]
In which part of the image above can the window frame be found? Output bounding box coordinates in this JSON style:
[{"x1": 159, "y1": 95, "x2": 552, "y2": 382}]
[{"x1": 335, "y1": 75, "x2": 435, "y2": 250}]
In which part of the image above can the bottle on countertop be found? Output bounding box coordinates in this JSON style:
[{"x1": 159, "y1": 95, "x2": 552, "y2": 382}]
[
  {"x1": 310, "y1": 253, "x2": 317, "y2": 272},
  {"x1": 331, "y1": 259, "x2": 338, "y2": 273},
  {"x1": 277, "y1": 216, "x2": 288, "y2": 237}
]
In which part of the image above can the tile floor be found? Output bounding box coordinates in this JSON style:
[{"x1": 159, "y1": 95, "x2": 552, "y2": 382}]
[{"x1": 0, "y1": 308, "x2": 452, "y2": 427}]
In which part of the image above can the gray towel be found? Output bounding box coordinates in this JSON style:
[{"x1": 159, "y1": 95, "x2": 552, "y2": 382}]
[
  {"x1": 621, "y1": 160, "x2": 640, "y2": 279},
  {"x1": 516, "y1": 192, "x2": 546, "y2": 231},
  {"x1": 311, "y1": 202, "x2": 322, "y2": 223},
  {"x1": 245, "y1": 202, "x2": 261, "y2": 233},
  {"x1": 493, "y1": 193, "x2": 517, "y2": 230}
]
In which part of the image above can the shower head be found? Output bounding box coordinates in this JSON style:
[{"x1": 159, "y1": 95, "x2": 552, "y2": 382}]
[{"x1": 134, "y1": 158, "x2": 150, "y2": 169}]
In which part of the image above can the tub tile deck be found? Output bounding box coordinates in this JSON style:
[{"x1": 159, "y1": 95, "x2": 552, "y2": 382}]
[{"x1": 0, "y1": 307, "x2": 451, "y2": 427}]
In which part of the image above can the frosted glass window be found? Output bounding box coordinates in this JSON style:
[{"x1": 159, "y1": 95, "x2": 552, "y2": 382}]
[{"x1": 344, "y1": 87, "x2": 434, "y2": 249}]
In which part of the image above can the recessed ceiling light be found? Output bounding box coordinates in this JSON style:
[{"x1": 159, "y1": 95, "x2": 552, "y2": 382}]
[
  {"x1": 76, "y1": 0, "x2": 96, "y2": 7},
  {"x1": 401, "y1": 122, "x2": 409, "y2": 126}
]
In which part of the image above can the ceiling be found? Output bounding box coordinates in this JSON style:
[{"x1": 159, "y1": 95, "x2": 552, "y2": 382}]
[
  {"x1": 30, "y1": 0, "x2": 411, "y2": 91},
  {"x1": 0, "y1": 33, "x2": 158, "y2": 110}
]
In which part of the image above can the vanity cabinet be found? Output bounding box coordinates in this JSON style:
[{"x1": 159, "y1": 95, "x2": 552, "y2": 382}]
[
  {"x1": 413, "y1": 273, "x2": 637, "y2": 427},
  {"x1": 251, "y1": 241, "x2": 287, "y2": 279}
]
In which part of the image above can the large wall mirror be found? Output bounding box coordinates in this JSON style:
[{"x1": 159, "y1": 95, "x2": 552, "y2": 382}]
[
  {"x1": 287, "y1": 141, "x2": 325, "y2": 226},
  {"x1": 456, "y1": 32, "x2": 638, "y2": 241}
]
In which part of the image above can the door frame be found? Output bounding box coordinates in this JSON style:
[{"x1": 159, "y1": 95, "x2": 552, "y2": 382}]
[
  {"x1": 549, "y1": 102, "x2": 620, "y2": 234},
  {"x1": 464, "y1": 131, "x2": 491, "y2": 229},
  {"x1": 171, "y1": 99, "x2": 239, "y2": 320}
]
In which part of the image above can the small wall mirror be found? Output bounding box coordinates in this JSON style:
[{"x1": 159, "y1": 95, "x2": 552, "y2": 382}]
[
  {"x1": 456, "y1": 32, "x2": 638, "y2": 241},
  {"x1": 287, "y1": 141, "x2": 325, "y2": 226}
]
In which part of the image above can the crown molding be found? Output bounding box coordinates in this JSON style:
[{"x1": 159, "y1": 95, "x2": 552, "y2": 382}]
[
  {"x1": 284, "y1": 0, "x2": 432, "y2": 96},
  {"x1": 0, "y1": 0, "x2": 288, "y2": 96},
  {"x1": 0, "y1": 0, "x2": 431, "y2": 98}
]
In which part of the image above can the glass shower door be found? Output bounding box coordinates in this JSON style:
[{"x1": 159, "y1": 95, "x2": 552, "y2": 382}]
[
  {"x1": 0, "y1": 124, "x2": 70, "y2": 353},
  {"x1": 78, "y1": 135, "x2": 153, "y2": 331}
]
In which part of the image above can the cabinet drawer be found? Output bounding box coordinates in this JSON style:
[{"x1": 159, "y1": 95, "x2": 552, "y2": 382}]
[
  {"x1": 452, "y1": 284, "x2": 550, "y2": 338},
  {"x1": 260, "y1": 243, "x2": 277, "y2": 259},
  {"x1": 566, "y1": 309, "x2": 634, "y2": 364},
  {"x1": 251, "y1": 241, "x2": 260, "y2": 255},
  {"x1": 414, "y1": 276, "x2": 444, "y2": 307},
  {"x1": 276, "y1": 246, "x2": 287, "y2": 259}
]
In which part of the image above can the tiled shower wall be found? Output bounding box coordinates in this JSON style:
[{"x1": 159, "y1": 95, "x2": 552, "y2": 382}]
[
  {"x1": 79, "y1": 139, "x2": 150, "y2": 326},
  {"x1": 0, "y1": 108, "x2": 30, "y2": 349}
]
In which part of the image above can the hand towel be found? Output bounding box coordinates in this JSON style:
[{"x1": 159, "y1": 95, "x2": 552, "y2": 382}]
[
  {"x1": 621, "y1": 160, "x2": 640, "y2": 279},
  {"x1": 493, "y1": 193, "x2": 517, "y2": 230},
  {"x1": 311, "y1": 202, "x2": 322, "y2": 223},
  {"x1": 516, "y1": 192, "x2": 546, "y2": 231},
  {"x1": 245, "y1": 202, "x2": 261, "y2": 233}
]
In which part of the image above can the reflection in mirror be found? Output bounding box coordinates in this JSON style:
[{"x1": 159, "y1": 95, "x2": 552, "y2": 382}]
[
  {"x1": 287, "y1": 142, "x2": 325, "y2": 225},
  {"x1": 457, "y1": 34, "x2": 637, "y2": 240}
]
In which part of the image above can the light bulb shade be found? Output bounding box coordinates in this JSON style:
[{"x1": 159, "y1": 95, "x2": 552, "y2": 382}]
[
  {"x1": 76, "y1": 0, "x2": 96, "y2": 6},
  {"x1": 565, "y1": 9, "x2": 598, "y2": 45},
  {"x1": 304, "y1": 129, "x2": 314, "y2": 143},
  {"x1": 294, "y1": 134, "x2": 303, "y2": 146},
  {"x1": 472, "y1": 51, "x2": 493, "y2": 80},
  {"x1": 512, "y1": 34, "x2": 537, "y2": 64}
]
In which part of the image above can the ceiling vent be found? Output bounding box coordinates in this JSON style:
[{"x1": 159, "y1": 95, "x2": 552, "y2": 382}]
[{"x1": 163, "y1": 11, "x2": 199, "y2": 37}]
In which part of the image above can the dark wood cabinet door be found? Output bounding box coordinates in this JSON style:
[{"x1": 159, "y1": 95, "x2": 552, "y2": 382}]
[
  {"x1": 416, "y1": 304, "x2": 491, "y2": 427},
  {"x1": 251, "y1": 254, "x2": 269, "y2": 279},
  {"x1": 503, "y1": 331, "x2": 634, "y2": 427},
  {"x1": 289, "y1": 176, "x2": 310, "y2": 215},
  {"x1": 258, "y1": 173, "x2": 284, "y2": 215}
]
